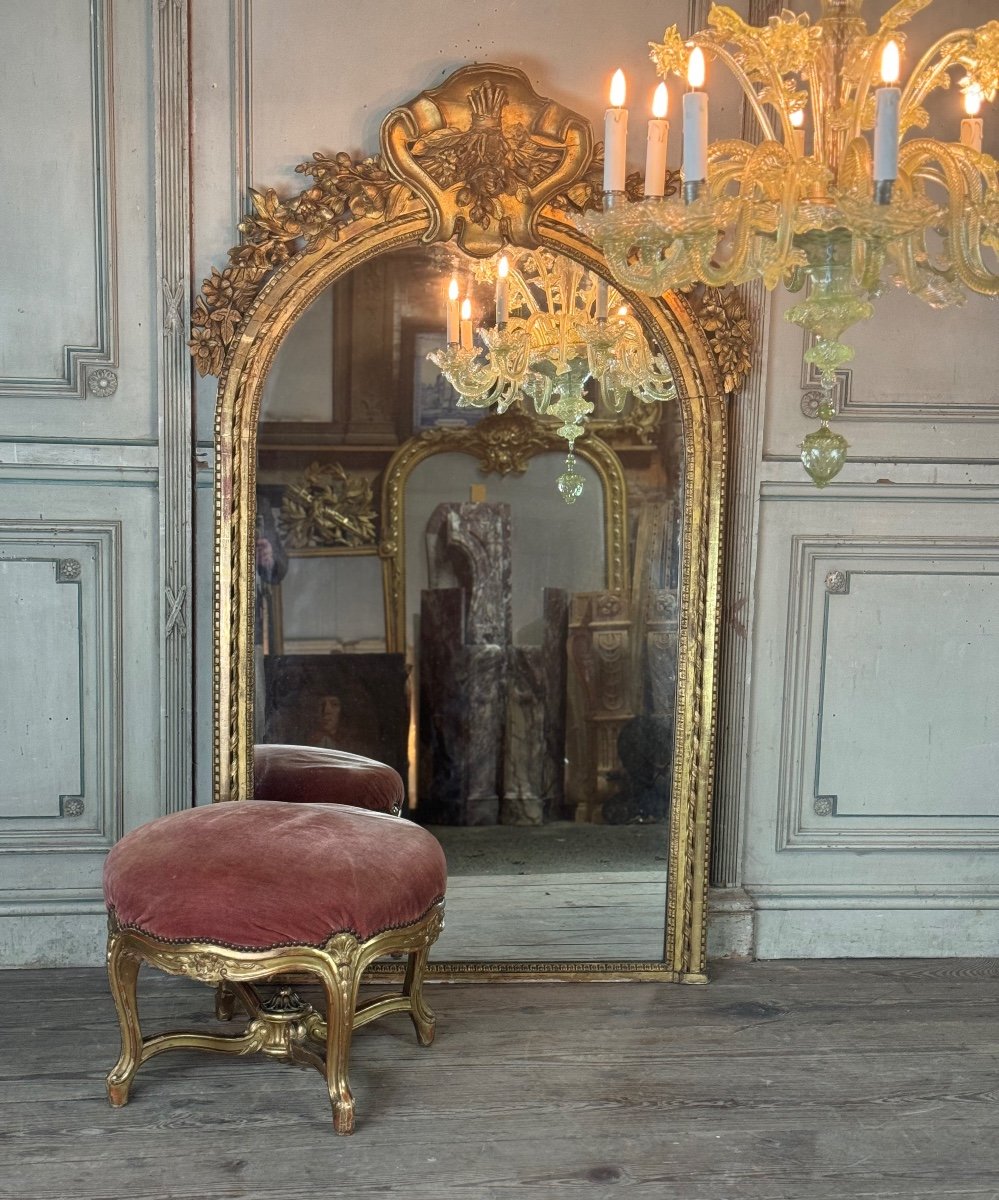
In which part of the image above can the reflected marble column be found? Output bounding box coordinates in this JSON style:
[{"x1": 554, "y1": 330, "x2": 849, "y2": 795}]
[{"x1": 420, "y1": 503, "x2": 511, "y2": 824}]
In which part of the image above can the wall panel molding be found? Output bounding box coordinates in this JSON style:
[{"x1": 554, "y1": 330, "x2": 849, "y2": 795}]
[
  {"x1": 776, "y1": 535, "x2": 999, "y2": 852},
  {"x1": 0, "y1": 0, "x2": 118, "y2": 398},
  {"x1": 0, "y1": 522, "x2": 122, "y2": 853},
  {"x1": 231, "y1": 0, "x2": 254, "y2": 229},
  {"x1": 800, "y1": 330, "x2": 999, "y2": 424}
]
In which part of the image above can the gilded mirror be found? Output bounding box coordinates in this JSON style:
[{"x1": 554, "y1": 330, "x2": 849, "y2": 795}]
[{"x1": 194, "y1": 64, "x2": 745, "y2": 981}]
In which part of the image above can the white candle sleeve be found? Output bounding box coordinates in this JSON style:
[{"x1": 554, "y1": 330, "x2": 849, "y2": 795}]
[
  {"x1": 961, "y1": 117, "x2": 984, "y2": 152},
  {"x1": 496, "y1": 280, "x2": 509, "y2": 325},
  {"x1": 873, "y1": 87, "x2": 900, "y2": 180},
  {"x1": 596, "y1": 278, "x2": 609, "y2": 321},
  {"x1": 644, "y1": 120, "x2": 669, "y2": 197},
  {"x1": 682, "y1": 91, "x2": 708, "y2": 183},
  {"x1": 446, "y1": 302, "x2": 458, "y2": 345},
  {"x1": 603, "y1": 107, "x2": 628, "y2": 192}
]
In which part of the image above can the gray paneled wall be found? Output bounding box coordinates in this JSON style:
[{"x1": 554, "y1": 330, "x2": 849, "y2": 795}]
[
  {"x1": 0, "y1": 1, "x2": 172, "y2": 966},
  {"x1": 3, "y1": 0, "x2": 998, "y2": 965}
]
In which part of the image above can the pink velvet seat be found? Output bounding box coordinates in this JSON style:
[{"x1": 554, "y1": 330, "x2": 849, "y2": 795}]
[
  {"x1": 253, "y1": 744, "x2": 404, "y2": 815},
  {"x1": 102, "y1": 755, "x2": 446, "y2": 1135},
  {"x1": 104, "y1": 801, "x2": 445, "y2": 949}
]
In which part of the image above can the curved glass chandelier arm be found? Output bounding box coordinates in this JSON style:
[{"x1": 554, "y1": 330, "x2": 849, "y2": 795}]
[
  {"x1": 689, "y1": 37, "x2": 781, "y2": 143},
  {"x1": 899, "y1": 29, "x2": 980, "y2": 126},
  {"x1": 900, "y1": 139, "x2": 999, "y2": 296}
]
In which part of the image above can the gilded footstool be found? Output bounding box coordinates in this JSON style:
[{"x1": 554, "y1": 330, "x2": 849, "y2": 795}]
[{"x1": 103, "y1": 800, "x2": 446, "y2": 1134}]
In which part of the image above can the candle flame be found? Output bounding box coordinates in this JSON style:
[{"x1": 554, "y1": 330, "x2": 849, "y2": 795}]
[
  {"x1": 460, "y1": 298, "x2": 472, "y2": 321},
  {"x1": 652, "y1": 81, "x2": 668, "y2": 119},
  {"x1": 448, "y1": 277, "x2": 459, "y2": 302},
  {"x1": 881, "y1": 39, "x2": 900, "y2": 85},
  {"x1": 687, "y1": 46, "x2": 706, "y2": 90},
  {"x1": 610, "y1": 69, "x2": 626, "y2": 108},
  {"x1": 618, "y1": 305, "x2": 629, "y2": 317},
  {"x1": 498, "y1": 255, "x2": 509, "y2": 278},
  {"x1": 790, "y1": 109, "x2": 805, "y2": 129},
  {"x1": 965, "y1": 84, "x2": 983, "y2": 116}
]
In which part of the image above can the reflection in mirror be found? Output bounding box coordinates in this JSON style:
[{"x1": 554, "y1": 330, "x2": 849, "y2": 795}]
[{"x1": 256, "y1": 246, "x2": 683, "y2": 963}]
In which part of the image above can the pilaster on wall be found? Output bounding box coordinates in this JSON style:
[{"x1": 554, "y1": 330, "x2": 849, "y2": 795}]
[
  {"x1": 154, "y1": 0, "x2": 194, "y2": 813},
  {"x1": 710, "y1": 0, "x2": 779, "y2": 890}
]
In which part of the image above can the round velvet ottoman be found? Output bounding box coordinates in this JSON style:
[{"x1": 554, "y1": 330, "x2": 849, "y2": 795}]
[{"x1": 103, "y1": 799, "x2": 446, "y2": 1134}]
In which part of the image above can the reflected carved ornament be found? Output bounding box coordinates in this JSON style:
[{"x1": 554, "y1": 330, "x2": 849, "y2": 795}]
[
  {"x1": 279, "y1": 461, "x2": 377, "y2": 549},
  {"x1": 420, "y1": 410, "x2": 559, "y2": 477}
]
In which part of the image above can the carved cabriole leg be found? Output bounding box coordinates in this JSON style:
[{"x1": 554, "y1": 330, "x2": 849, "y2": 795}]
[
  {"x1": 404, "y1": 944, "x2": 437, "y2": 1047},
  {"x1": 106, "y1": 932, "x2": 143, "y2": 1107},
  {"x1": 317, "y1": 934, "x2": 364, "y2": 1136}
]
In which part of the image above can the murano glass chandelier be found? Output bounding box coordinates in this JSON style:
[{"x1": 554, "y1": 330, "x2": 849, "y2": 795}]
[
  {"x1": 579, "y1": 0, "x2": 999, "y2": 485},
  {"x1": 430, "y1": 248, "x2": 677, "y2": 502}
]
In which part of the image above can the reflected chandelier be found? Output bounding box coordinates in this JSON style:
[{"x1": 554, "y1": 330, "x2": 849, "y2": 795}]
[
  {"x1": 580, "y1": 0, "x2": 999, "y2": 485},
  {"x1": 429, "y1": 249, "x2": 676, "y2": 502}
]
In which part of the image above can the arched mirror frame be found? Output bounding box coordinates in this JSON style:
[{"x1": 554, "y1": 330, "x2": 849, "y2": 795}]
[
  {"x1": 200, "y1": 64, "x2": 737, "y2": 982},
  {"x1": 380, "y1": 413, "x2": 629, "y2": 654}
]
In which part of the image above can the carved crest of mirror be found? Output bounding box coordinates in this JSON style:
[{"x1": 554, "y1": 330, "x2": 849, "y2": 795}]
[{"x1": 192, "y1": 64, "x2": 750, "y2": 982}]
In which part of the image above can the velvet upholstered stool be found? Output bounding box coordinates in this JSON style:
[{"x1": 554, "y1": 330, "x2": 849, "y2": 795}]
[{"x1": 102, "y1": 747, "x2": 446, "y2": 1134}]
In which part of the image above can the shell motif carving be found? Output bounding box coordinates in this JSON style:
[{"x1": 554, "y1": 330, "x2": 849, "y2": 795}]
[{"x1": 381, "y1": 63, "x2": 592, "y2": 257}]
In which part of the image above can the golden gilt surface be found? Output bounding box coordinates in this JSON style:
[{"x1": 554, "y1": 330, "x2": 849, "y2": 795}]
[
  {"x1": 105, "y1": 903, "x2": 444, "y2": 1136},
  {"x1": 192, "y1": 63, "x2": 745, "y2": 981}
]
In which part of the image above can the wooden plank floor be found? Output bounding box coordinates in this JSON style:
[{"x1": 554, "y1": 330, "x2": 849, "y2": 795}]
[{"x1": 1, "y1": 959, "x2": 998, "y2": 1199}]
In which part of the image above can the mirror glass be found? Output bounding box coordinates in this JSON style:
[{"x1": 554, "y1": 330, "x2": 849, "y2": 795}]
[{"x1": 255, "y1": 246, "x2": 684, "y2": 962}]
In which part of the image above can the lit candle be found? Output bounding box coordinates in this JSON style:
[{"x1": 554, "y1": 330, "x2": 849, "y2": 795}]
[
  {"x1": 604, "y1": 69, "x2": 628, "y2": 193},
  {"x1": 683, "y1": 47, "x2": 708, "y2": 185},
  {"x1": 790, "y1": 108, "x2": 806, "y2": 156},
  {"x1": 644, "y1": 82, "x2": 670, "y2": 198},
  {"x1": 496, "y1": 255, "x2": 510, "y2": 326},
  {"x1": 873, "y1": 39, "x2": 901, "y2": 182},
  {"x1": 460, "y1": 297, "x2": 473, "y2": 351},
  {"x1": 962, "y1": 85, "x2": 984, "y2": 152},
  {"x1": 446, "y1": 276, "x2": 459, "y2": 345}
]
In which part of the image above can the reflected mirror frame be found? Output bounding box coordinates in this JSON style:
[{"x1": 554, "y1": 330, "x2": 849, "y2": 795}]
[{"x1": 203, "y1": 64, "x2": 731, "y2": 984}]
